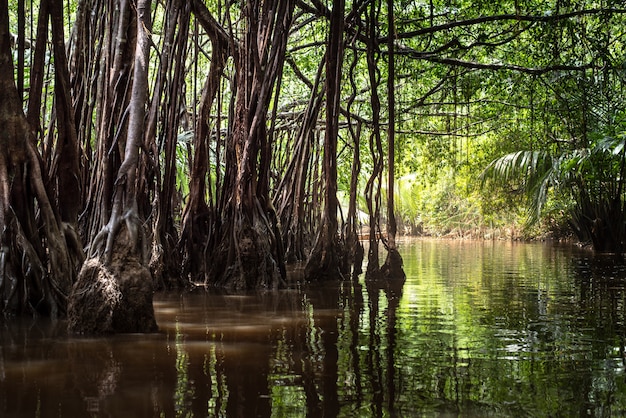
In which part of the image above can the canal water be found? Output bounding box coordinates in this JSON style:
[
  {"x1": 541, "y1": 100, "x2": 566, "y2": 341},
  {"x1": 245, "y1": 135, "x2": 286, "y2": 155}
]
[{"x1": 1, "y1": 240, "x2": 626, "y2": 416}]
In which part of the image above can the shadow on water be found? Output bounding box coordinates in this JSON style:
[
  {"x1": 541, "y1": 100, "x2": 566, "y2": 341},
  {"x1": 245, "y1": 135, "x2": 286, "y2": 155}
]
[{"x1": 2, "y1": 239, "x2": 626, "y2": 416}]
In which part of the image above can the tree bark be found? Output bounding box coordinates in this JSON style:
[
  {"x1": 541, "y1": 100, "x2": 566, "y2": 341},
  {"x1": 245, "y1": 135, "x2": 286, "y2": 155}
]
[
  {"x1": 0, "y1": 0, "x2": 81, "y2": 316},
  {"x1": 364, "y1": 0, "x2": 384, "y2": 280},
  {"x1": 274, "y1": 59, "x2": 325, "y2": 263},
  {"x1": 180, "y1": 1, "x2": 230, "y2": 283},
  {"x1": 68, "y1": 0, "x2": 157, "y2": 334},
  {"x1": 142, "y1": 0, "x2": 191, "y2": 289},
  {"x1": 49, "y1": 0, "x2": 82, "y2": 225},
  {"x1": 381, "y1": 0, "x2": 404, "y2": 280},
  {"x1": 206, "y1": 0, "x2": 293, "y2": 290},
  {"x1": 304, "y1": 0, "x2": 348, "y2": 280}
]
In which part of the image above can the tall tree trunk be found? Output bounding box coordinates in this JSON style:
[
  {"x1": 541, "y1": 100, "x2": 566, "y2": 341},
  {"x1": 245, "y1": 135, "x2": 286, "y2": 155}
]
[
  {"x1": 364, "y1": 0, "x2": 384, "y2": 280},
  {"x1": 274, "y1": 59, "x2": 325, "y2": 263},
  {"x1": 79, "y1": 0, "x2": 132, "y2": 244},
  {"x1": 180, "y1": 0, "x2": 230, "y2": 284},
  {"x1": 49, "y1": 0, "x2": 82, "y2": 226},
  {"x1": 142, "y1": 0, "x2": 191, "y2": 289},
  {"x1": 206, "y1": 0, "x2": 293, "y2": 290},
  {"x1": 68, "y1": 0, "x2": 105, "y2": 231},
  {"x1": 381, "y1": 0, "x2": 404, "y2": 279},
  {"x1": 345, "y1": 39, "x2": 364, "y2": 278},
  {"x1": 304, "y1": 0, "x2": 348, "y2": 280},
  {"x1": 68, "y1": 0, "x2": 157, "y2": 334},
  {"x1": 0, "y1": 0, "x2": 81, "y2": 317}
]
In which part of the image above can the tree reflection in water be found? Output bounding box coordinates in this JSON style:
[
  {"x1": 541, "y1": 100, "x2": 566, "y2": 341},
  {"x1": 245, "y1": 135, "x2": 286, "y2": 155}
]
[{"x1": 2, "y1": 241, "x2": 626, "y2": 416}]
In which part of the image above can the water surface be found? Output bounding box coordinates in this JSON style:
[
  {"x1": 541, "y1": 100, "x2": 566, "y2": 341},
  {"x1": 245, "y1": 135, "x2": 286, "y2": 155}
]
[{"x1": 2, "y1": 240, "x2": 626, "y2": 416}]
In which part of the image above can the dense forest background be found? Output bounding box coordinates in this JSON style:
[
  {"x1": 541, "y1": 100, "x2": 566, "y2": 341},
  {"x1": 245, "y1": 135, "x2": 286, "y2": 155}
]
[{"x1": 1, "y1": 0, "x2": 625, "y2": 324}]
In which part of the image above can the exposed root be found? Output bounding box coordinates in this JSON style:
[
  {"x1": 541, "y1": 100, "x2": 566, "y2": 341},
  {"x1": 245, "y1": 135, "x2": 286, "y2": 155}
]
[
  {"x1": 304, "y1": 226, "x2": 349, "y2": 281},
  {"x1": 0, "y1": 212, "x2": 79, "y2": 316},
  {"x1": 88, "y1": 208, "x2": 148, "y2": 266},
  {"x1": 209, "y1": 205, "x2": 286, "y2": 291},
  {"x1": 68, "y1": 219, "x2": 157, "y2": 334},
  {"x1": 67, "y1": 258, "x2": 122, "y2": 334}
]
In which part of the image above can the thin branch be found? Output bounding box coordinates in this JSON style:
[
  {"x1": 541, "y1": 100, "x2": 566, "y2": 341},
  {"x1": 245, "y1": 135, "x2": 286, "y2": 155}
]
[
  {"x1": 391, "y1": 9, "x2": 626, "y2": 41},
  {"x1": 421, "y1": 56, "x2": 596, "y2": 75}
]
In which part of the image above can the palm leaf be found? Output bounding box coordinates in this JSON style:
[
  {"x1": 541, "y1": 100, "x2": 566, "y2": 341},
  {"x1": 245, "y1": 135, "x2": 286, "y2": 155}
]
[{"x1": 480, "y1": 150, "x2": 556, "y2": 223}]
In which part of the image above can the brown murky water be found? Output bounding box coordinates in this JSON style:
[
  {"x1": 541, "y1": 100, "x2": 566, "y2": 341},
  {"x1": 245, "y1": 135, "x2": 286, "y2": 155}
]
[{"x1": 2, "y1": 240, "x2": 626, "y2": 416}]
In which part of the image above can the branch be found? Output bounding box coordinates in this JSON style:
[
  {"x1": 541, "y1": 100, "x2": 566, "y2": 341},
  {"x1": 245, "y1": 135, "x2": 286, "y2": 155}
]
[
  {"x1": 421, "y1": 56, "x2": 595, "y2": 75},
  {"x1": 190, "y1": 0, "x2": 235, "y2": 56},
  {"x1": 391, "y1": 9, "x2": 626, "y2": 41}
]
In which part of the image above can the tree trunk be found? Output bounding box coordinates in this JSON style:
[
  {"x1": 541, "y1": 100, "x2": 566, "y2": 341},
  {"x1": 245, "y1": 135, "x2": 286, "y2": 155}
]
[
  {"x1": 68, "y1": 0, "x2": 157, "y2": 334},
  {"x1": 206, "y1": 0, "x2": 293, "y2": 290},
  {"x1": 344, "y1": 40, "x2": 364, "y2": 278},
  {"x1": 381, "y1": 0, "x2": 404, "y2": 280},
  {"x1": 0, "y1": 0, "x2": 82, "y2": 317},
  {"x1": 142, "y1": 0, "x2": 191, "y2": 289},
  {"x1": 304, "y1": 0, "x2": 348, "y2": 281},
  {"x1": 364, "y1": 0, "x2": 384, "y2": 280},
  {"x1": 274, "y1": 59, "x2": 325, "y2": 263},
  {"x1": 180, "y1": 0, "x2": 230, "y2": 284},
  {"x1": 48, "y1": 0, "x2": 82, "y2": 226},
  {"x1": 78, "y1": 0, "x2": 131, "y2": 244}
]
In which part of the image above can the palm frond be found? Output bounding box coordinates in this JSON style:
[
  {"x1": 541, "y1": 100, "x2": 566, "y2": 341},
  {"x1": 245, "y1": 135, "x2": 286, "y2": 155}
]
[{"x1": 480, "y1": 150, "x2": 556, "y2": 224}]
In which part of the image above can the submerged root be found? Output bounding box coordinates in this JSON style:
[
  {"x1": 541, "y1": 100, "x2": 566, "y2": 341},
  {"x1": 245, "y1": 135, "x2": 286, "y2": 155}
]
[
  {"x1": 381, "y1": 248, "x2": 405, "y2": 280},
  {"x1": 304, "y1": 228, "x2": 349, "y2": 281}
]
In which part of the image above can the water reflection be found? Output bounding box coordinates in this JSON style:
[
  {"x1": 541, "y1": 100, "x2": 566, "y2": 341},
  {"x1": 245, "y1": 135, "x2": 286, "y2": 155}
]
[{"x1": 2, "y1": 240, "x2": 626, "y2": 416}]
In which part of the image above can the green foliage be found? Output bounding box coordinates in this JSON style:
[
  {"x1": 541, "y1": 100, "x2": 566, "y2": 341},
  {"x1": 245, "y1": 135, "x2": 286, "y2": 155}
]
[
  {"x1": 480, "y1": 121, "x2": 626, "y2": 246},
  {"x1": 480, "y1": 150, "x2": 556, "y2": 223},
  {"x1": 176, "y1": 131, "x2": 193, "y2": 203}
]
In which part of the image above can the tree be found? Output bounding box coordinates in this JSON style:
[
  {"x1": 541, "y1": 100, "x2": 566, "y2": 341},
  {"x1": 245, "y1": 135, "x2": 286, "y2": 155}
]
[
  {"x1": 362, "y1": 0, "x2": 385, "y2": 280},
  {"x1": 0, "y1": 0, "x2": 83, "y2": 317},
  {"x1": 481, "y1": 134, "x2": 626, "y2": 253},
  {"x1": 179, "y1": 0, "x2": 231, "y2": 283},
  {"x1": 3, "y1": 0, "x2": 626, "y2": 326},
  {"x1": 205, "y1": 0, "x2": 294, "y2": 290},
  {"x1": 304, "y1": 0, "x2": 348, "y2": 280},
  {"x1": 381, "y1": 0, "x2": 404, "y2": 280},
  {"x1": 67, "y1": 0, "x2": 157, "y2": 334}
]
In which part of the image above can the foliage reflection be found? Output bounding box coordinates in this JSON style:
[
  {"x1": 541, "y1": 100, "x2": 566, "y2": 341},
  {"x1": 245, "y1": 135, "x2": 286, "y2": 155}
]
[{"x1": 1, "y1": 241, "x2": 626, "y2": 416}]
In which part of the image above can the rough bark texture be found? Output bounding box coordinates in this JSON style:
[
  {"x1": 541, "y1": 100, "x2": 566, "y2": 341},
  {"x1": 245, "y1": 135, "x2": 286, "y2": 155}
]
[
  {"x1": 345, "y1": 42, "x2": 364, "y2": 277},
  {"x1": 381, "y1": 0, "x2": 405, "y2": 280},
  {"x1": 274, "y1": 60, "x2": 325, "y2": 263},
  {"x1": 205, "y1": 0, "x2": 293, "y2": 290},
  {"x1": 304, "y1": 0, "x2": 348, "y2": 280},
  {"x1": 0, "y1": 0, "x2": 82, "y2": 316},
  {"x1": 67, "y1": 227, "x2": 157, "y2": 334},
  {"x1": 180, "y1": 0, "x2": 230, "y2": 283},
  {"x1": 49, "y1": 0, "x2": 82, "y2": 224},
  {"x1": 363, "y1": 0, "x2": 384, "y2": 280},
  {"x1": 67, "y1": 0, "x2": 157, "y2": 334}
]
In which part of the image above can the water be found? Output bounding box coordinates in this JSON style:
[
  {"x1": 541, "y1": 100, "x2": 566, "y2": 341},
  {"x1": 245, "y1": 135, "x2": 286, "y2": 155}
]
[{"x1": 2, "y1": 239, "x2": 626, "y2": 417}]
